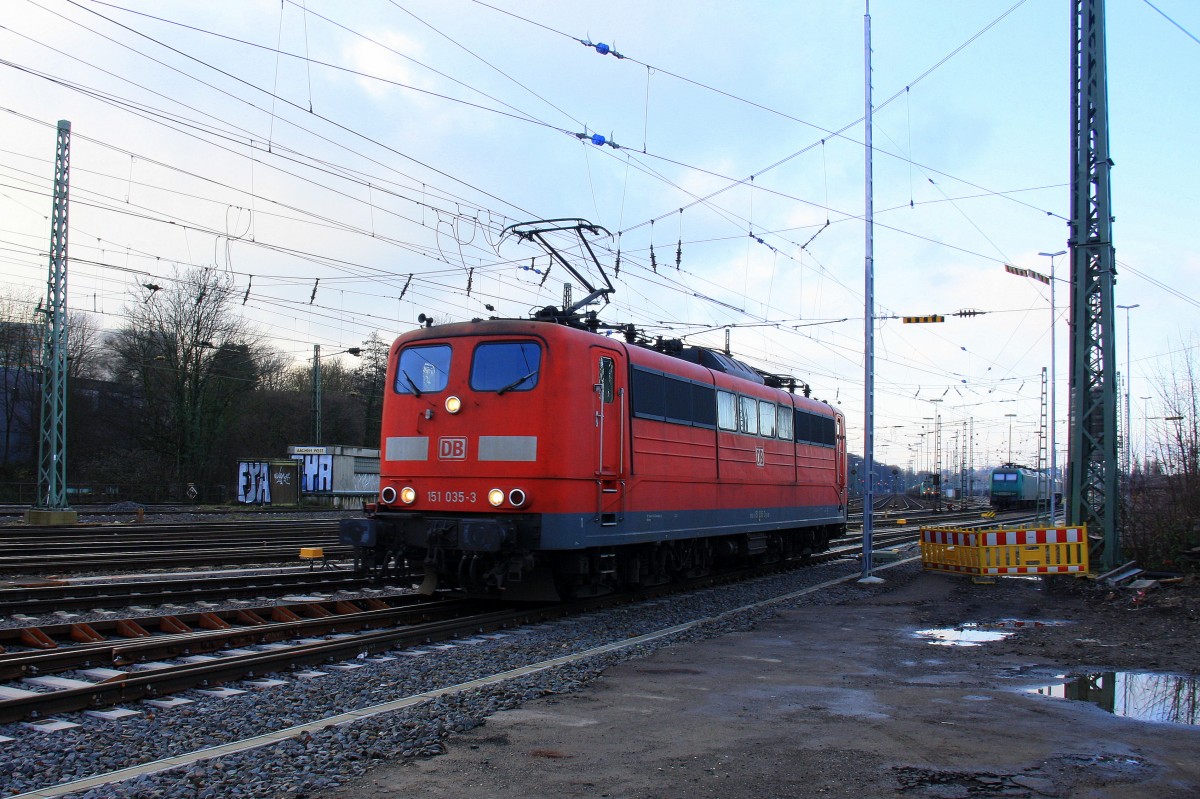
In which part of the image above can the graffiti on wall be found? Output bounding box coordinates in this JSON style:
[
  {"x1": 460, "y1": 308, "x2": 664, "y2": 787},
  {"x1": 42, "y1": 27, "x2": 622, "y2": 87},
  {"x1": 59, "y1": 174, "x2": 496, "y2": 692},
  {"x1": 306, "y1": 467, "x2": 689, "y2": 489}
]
[
  {"x1": 294, "y1": 454, "x2": 333, "y2": 492},
  {"x1": 237, "y1": 461, "x2": 272, "y2": 504}
]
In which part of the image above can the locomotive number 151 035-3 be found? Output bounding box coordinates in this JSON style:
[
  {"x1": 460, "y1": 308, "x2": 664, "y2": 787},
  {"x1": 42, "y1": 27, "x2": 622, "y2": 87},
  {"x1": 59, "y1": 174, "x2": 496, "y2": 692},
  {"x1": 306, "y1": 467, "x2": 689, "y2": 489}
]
[{"x1": 428, "y1": 490, "x2": 477, "y2": 504}]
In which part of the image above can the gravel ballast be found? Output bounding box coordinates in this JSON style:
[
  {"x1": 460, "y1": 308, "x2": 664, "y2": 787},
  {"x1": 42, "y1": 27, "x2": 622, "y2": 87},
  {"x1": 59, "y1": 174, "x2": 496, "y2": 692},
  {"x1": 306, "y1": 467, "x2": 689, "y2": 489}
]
[{"x1": 1, "y1": 558, "x2": 885, "y2": 798}]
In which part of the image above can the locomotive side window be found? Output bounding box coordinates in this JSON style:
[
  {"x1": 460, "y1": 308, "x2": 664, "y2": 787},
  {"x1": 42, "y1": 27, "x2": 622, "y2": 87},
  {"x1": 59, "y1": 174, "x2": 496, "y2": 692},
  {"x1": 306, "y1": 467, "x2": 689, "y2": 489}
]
[
  {"x1": 631, "y1": 368, "x2": 667, "y2": 418},
  {"x1": 794, "y1": 409, "x2": 812, "y2": 443},
  {"x1": 738, "y1": 396, "x2": 758, "y2": 435},
  {"x1": 758, "y1": 401, "x2": 777, "y2": 438},
  {"x1": 599, "y1": 357, "x2": 615, "y2": 403},
  {"x1": 793, "y1": 410, "x2": 836, "y2": 447},
  {"x1": 470, "y1": 341, "x2": 542, "y2": 393},
  {"x1": 776, "y1": 405, "x2": 793, "y2": 440},
  {"x1": 717, "y1": 391, "x2": 737, "y2": 430},
  {"x1": 664, "y1": 379, "x2": 693, "y2": 423},
  {"x1": 395, "y1": 344, "x2": 451, "y2": 395},
  {"x1": 812, "y1": 414, "x2": 836, "y2": 446},
  {"x1": 632, "y1": 366, "x2": 717, "y2": 428},
  {"x1": 691, "y1": 384, "x2": 717, "y2": 428}
]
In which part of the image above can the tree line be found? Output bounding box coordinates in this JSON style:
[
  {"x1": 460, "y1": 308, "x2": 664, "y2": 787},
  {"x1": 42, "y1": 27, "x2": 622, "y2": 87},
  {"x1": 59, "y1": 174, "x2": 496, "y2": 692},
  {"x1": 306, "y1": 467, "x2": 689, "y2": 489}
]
[{"x1": 0, "y1": 268, "x2": 389, "y2": 501}]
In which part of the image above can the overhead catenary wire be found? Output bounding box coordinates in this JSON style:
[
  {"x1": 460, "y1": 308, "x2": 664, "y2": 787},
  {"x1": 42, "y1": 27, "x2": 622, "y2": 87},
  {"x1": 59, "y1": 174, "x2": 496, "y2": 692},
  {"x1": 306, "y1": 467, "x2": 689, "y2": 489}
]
[{"x1": 3, "y1": 0, "x2": 1171, "y2": 440}]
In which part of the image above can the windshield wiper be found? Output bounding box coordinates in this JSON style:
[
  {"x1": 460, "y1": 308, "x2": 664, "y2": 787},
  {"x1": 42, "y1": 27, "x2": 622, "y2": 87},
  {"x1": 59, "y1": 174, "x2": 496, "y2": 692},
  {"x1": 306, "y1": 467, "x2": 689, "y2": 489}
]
[
  {"x1": 496, "y1": 369, "x2": 538, "y2": 395},
  {"x1": 401, "y1": 369, "x2": 422, "y2": 397}
]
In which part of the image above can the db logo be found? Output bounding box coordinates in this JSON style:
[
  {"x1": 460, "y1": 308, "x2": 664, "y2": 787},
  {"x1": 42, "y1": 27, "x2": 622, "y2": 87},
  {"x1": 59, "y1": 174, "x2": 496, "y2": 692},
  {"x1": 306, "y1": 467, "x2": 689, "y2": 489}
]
[
  {"x1": 438, "y1": 437, "x2": 468, "y2": 460},
  {"x1": 755, "y1": 447, "x2": 765, "y2": 468}
]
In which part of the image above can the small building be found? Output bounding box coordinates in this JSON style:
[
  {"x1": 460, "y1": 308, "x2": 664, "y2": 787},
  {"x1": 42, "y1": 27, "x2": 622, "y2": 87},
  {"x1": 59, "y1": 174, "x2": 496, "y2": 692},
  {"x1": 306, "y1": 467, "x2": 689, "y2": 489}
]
[
  {"x1": 235, "y1": 459, "x2": 301, "y2": 506},
  {"x1": 287, "y1": 445, "x2": 380, "y2": 508}
]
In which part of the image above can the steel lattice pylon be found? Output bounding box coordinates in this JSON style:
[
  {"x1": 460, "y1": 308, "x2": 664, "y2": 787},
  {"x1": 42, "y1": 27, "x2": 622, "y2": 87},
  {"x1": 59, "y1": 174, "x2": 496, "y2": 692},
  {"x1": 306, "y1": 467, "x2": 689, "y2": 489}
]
[
  {"x1": 1067, "y1": 1, "x2": 1120, "y2": 569},
  {"x1": 35, "y1": 120, "x2": 72, "y2": 510},
  {"x1": 1037, "y1": 367, "x2": 1049, "y2": 522}
]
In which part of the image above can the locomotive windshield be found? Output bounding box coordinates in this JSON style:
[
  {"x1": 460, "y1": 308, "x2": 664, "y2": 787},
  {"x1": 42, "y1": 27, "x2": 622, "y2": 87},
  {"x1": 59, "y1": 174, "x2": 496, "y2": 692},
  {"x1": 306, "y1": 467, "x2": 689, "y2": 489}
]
[
  {"x1": 471, "y1": 341, "x2": 542, "y2": 393},
  {"x1": 395, "y1": 344, "x2": 451, "y2": 395}
]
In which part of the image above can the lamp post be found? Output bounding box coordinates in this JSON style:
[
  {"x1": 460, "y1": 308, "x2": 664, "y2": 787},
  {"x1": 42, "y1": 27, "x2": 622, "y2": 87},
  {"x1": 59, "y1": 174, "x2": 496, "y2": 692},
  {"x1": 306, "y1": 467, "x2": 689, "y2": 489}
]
[
  {"x1": 1005, "y1": 413, "x2": 1018, "y2": 463},
  {"x1": 1116, "y1": 303, "x2": 1139, "y2": 476},
  {"x1": 312, "y1": 345, "x2": 363, "y2": 445},
  {"x1": 929, "y1": 399, "x2": 944, "y2": 511},
  {"x1": 1038, "y1": 250, "x2": 1066, "y2": 522},
  {"x1": 1139, "y1": 396, "x2": 1153, "y2": 474}
]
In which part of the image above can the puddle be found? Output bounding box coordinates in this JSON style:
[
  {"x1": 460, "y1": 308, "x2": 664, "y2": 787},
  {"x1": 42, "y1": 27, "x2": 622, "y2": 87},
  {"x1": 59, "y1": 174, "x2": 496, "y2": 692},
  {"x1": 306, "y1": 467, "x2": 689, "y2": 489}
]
[
  {"x1": 914, "y1": 620, "x2": 1066, "y2": 647},
  {"x1": 915, "y1": 626, "x2": 1011, "y2": 646},
  {"x1": 1029, "y1": 672, "x2": 1200, "y2": 725}
]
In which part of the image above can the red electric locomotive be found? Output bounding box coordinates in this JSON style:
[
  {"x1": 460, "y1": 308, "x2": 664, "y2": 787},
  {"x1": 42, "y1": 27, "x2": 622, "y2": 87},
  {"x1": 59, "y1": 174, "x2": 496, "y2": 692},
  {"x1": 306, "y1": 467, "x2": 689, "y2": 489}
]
[
  {"x1": 338, "y1": 219, "x2": 847, "y2": 599},
  {"x1": 339, "y1": 315, "x2": 847, "y2": 599}
]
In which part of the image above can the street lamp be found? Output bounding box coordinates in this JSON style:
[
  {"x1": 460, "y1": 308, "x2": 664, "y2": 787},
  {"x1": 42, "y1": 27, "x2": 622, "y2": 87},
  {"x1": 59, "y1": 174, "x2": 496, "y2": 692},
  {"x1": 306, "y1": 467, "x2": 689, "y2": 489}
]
[
  {"x1": 1038, "y1": 250, "x2": 1066, "y2": 522},
  {"x1": 1116, "y1": 303, "x2": 1139, "y2": 476}
]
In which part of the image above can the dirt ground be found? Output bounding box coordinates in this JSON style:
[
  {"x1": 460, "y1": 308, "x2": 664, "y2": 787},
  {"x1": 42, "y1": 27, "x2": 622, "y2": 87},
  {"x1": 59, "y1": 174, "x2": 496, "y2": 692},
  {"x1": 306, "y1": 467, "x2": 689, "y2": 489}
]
[{"x1": 323, "y1": 563, "x2": 1200, "y2": 799}]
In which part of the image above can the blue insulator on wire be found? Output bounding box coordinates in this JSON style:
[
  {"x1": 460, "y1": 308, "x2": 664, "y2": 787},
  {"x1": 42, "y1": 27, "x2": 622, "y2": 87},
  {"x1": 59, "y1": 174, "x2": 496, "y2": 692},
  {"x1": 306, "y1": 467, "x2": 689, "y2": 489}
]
[
  {"x1": 578, "y1": 37, "x2": 624, "y2": 59},
  {"x1": 574, "y1": 130, "x2": 620, "y2": 149}
]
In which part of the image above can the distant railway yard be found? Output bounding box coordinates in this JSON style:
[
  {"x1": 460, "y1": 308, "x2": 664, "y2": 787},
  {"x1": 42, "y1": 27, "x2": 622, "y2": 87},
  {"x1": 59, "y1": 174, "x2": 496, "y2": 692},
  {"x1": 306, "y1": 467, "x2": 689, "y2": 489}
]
[{"x1": 6, "y1": 504, "x2": 1178, "y2": 798}]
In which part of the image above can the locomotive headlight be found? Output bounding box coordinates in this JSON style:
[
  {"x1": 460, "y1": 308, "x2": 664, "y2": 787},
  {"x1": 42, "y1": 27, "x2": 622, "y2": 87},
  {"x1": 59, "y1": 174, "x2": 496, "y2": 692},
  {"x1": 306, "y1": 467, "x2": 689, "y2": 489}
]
[
  {"x1": 380, "y1": 486, "x2": 397, "y2": 504},
  {"x1": 399, "y1": 486, "x2": 417, "y2": 505},
  {"x1": 487, "y1": 488, "x2": 505, "y2": 507},
  {"x1": 508, "y1": 488, "x2": 527, "y2": 507},
  {"x1": 445, "y1": 395, "x2": 462, "y2": 414}
]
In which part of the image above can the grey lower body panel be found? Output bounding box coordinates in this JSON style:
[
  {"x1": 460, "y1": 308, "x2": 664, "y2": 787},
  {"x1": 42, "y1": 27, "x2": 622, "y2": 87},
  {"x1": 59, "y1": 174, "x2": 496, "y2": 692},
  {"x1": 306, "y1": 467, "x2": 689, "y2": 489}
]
[{"x1": 537, "y1": 505, "x2": 844, "y2": 550}]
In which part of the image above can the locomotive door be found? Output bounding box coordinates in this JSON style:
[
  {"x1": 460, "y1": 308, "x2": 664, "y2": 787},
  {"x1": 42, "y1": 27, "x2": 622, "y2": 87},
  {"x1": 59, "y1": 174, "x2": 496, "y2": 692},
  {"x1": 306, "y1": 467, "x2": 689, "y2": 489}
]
[{"x1": 592, "y1": 347, "x2": 625, "y2": 525}]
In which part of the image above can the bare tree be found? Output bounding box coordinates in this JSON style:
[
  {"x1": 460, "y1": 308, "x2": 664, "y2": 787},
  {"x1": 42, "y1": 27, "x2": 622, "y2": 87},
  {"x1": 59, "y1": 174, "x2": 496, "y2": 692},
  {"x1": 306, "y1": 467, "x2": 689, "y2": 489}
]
[
  {"x1": 352, "y1": 332, "x2": 390, "y2": 448},
  {"x1": 1124, "y1": 338, "x2": 1200, "y2": 569},
  {"x1": 253, "y1": 349, "x2": 294, "y2": 393},
  {"x1": 66, "y1": 309, "x2": 103, "y2": 380},
  {"x1": 107, "y1": 267, "x2": 267, "y2": 487}
]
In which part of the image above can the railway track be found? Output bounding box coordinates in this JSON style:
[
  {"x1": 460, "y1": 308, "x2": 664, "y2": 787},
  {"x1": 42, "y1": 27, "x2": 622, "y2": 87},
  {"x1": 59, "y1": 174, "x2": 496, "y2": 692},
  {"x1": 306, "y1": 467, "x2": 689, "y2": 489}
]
[
  {"x1": 0, "y1": 508, "x2": 1026, "y2": 618},
  {"x1": 844, "y1": 505, "x2": 998, "y2": 533},
  {"x1": 0, "y1": 569, "x2": 377, "y2": 617},
  {"x1": 0, "y1": 504, "x2": 353, "y2": 519},
  {"x1": 0, "y1": 535, "x2": 903, "y2": 726},
  {"x1": 0, "y1": 591, "x2": 565, "y2": 725},
  {"x1": 0, "y1": 519, "x2": 350, "y2": 574}
]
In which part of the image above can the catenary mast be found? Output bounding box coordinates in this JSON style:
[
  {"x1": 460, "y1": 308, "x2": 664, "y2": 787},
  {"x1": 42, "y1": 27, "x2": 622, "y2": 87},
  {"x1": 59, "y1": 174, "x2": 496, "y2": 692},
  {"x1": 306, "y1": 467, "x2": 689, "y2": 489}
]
[
  {"x1": 1067, "y1": 0, "x2": 1120, "y2": 570},
  {"x1": 26, "y1": 120, "x2": 78, "y2": 526}
]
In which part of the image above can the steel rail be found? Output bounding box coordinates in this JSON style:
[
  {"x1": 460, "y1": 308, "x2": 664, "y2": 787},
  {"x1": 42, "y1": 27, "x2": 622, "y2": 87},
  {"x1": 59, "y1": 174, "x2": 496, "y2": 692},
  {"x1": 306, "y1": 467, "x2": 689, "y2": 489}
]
[
  {"x1": 0, "y1": 572, "x2": 376, "y2": 616},
  {"x1": 0, "y1": 596, "x2": 487, "y2": 683},
  {"x1": 0, "y1": 601, "x2": 560, "y2": 723}
]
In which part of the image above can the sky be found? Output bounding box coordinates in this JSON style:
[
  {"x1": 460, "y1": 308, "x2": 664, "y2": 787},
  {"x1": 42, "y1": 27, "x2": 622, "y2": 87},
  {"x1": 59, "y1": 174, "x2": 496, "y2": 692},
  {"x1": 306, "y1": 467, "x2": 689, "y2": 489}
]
[{"x1": 1, "y1": 0, "x2": 1197, "y2": 476}]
